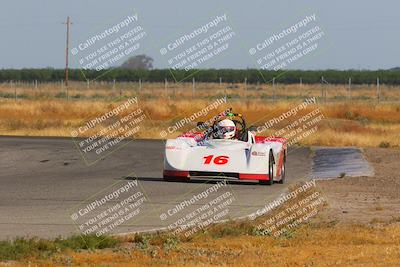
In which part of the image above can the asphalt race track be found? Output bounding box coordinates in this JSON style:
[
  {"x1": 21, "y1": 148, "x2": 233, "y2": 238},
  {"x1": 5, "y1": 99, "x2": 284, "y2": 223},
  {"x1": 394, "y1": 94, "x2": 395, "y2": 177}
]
[{"x1": 0, "y1": 136, "x2": 313, "y2": 239}]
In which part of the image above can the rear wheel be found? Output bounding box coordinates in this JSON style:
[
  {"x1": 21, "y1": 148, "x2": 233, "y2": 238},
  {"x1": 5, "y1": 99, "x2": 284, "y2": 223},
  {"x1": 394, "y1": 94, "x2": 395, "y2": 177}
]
[
  {"x1": 278, "y1": 153, "x2": 286, "y2": 184},
  {"x1": 260, "y1": 152, "x2": 274, "y2": 185},
  {"x1": 163, "y1": 175, "x2": 173, "y2": 181},
  {"x1": 163, "y1": 175, "x2": 189, "y2": 182}
]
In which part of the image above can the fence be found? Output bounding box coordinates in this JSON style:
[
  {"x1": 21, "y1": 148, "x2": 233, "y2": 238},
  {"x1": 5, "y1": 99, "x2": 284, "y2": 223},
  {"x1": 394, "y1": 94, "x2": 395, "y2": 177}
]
[{"x1": 1, "y1": 77, "x2": 399, "y2": 103}]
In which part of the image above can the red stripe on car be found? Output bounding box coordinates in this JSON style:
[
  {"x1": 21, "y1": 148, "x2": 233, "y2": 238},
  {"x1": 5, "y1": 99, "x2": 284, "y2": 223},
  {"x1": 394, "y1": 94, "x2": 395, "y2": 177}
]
[
  {"x1": 239, "y1": 173, "x2": 269, "y2": 180},
  {"x1": 163, "y1": 170, "x2": 189, "y2": 177}
]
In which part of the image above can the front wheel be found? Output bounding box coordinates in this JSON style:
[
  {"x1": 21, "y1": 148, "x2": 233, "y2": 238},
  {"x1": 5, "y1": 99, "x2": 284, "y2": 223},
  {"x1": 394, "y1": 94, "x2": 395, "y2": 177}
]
[{"x1": 260, "y1": 152, "x2": 274, "y2": 185}]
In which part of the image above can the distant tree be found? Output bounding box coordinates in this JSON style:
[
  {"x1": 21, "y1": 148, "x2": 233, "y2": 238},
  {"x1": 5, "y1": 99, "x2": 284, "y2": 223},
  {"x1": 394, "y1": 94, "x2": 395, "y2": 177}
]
[{"x1": 120, "y1": 54, "x2": 153, "y2": 70}]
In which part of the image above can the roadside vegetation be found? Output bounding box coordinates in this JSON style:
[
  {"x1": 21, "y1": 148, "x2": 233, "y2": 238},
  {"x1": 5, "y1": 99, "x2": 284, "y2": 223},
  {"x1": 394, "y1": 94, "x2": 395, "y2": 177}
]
[
  {"x1": 1, "y1": 68, "x2": 400, "y2": 84},
  {"x1": 3, "y1": 222, "x2": 400, "y2": 267},
  {"x1": 0, "y1": 82, "x2": 399, "y2": 147},
  {"x1": 0, "y1": 234, "x2": 119, "y2": 262}
]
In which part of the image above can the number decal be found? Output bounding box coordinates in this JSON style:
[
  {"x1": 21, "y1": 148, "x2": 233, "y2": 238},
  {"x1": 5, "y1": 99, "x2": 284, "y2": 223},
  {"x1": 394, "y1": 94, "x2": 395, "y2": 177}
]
[
  {"x1": 214, "y1": 156, "x2": 229, "y2": 165},
  {"x1": 203, "y1": 155, "x2": 229, "y2": 165},
  {"x1": 203, "y1": 155, "x2": 214, "y2": 164}
]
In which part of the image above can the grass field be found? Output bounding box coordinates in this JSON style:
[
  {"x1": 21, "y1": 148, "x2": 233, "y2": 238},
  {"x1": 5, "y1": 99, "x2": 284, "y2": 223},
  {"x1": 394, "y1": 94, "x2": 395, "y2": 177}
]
[
  {"x1": 2, "y1": 81, "x2": 400, "y2": 101},
  {"x1": 2, "y1": 222, "x2": 400, "y2": 267},
  {"x1": 1, "y1": 82, "x2": 400, "y2": 147}
]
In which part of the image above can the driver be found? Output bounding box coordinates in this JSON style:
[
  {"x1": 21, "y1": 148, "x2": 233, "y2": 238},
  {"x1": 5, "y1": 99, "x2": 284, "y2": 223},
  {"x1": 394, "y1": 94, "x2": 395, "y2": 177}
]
[{"x1": 217, "y1": 119, "x2": 236, "y2": 139}]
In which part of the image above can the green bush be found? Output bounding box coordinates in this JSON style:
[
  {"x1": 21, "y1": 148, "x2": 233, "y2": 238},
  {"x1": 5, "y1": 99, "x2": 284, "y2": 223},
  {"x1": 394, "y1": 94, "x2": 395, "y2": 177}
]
[
  {"x1": 379, "y1": 141, "x2": 391, "y2": 148},
  {"x1": 0, "y1": 234, "x2": 120, "y2": 261}
]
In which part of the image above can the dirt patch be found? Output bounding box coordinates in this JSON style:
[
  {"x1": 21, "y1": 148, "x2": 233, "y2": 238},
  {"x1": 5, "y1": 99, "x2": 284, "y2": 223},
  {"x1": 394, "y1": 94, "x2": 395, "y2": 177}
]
[{"x1": 317, "y1": 147, "x2": 400, "y2": 224}]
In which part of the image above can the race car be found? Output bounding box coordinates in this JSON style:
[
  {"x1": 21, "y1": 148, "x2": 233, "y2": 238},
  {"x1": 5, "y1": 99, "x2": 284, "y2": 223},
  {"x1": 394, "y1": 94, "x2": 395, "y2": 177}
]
[{"x1": 163, "y1": 109, "x2": 287, "y2": 185}]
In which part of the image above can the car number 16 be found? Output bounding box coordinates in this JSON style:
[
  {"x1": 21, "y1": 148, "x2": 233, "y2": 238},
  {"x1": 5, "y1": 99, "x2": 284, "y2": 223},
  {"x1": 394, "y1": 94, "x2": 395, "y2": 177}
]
[{"x1": 203, "y1": 155, "x2": 229, "y2": 165}]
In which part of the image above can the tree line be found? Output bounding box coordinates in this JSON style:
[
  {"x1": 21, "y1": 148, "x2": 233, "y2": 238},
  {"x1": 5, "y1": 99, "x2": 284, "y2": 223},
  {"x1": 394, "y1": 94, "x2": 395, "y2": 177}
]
[{"x1": 0, "y1": 68, "x2": 399, "y2": 84}]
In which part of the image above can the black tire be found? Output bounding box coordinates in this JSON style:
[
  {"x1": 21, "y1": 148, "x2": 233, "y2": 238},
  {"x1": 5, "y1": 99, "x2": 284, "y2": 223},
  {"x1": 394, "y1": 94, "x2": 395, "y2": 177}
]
[
  {"x1": 278, "y1": 153, "x2": 286, "y2": 184},
  {"x1": 260, "y1": 151, "x2": 274, "y2": 185},
  {"x1": 163, "y1": 175, "x2": 173, "y2": 182},
  {"x1": 163, "y1": 176, "x2": 189, "y2": 182}
]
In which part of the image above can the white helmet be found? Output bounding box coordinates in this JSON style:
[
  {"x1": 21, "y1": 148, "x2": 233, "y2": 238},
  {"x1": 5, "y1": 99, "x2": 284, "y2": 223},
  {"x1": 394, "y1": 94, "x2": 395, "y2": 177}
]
[{"x1": 217, "y1": 119, "x2": 236, "y2": 139}]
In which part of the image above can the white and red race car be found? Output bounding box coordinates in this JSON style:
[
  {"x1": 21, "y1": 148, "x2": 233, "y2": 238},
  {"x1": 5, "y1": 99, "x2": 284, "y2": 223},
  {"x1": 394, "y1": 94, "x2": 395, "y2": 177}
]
[{"x1": 163, "y1": 109, "x2": 287, "y2": 185}]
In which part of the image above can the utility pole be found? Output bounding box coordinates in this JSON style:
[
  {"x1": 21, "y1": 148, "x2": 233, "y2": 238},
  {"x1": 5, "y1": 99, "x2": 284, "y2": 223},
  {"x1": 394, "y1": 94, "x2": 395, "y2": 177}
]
[
  {"x1": 164, "y1": 78, "x2": 167, "y2": 94},
  {"x1": 272, "y1": 77, "x2": 276, "y2": 102},
  {"x1": 377, "y1": 77, "x2": 380, "y2": 102},
  {"x1": 63, "y1": 16, "x2": 72, "y2": 93},
  {"x1": 192, "y1": 77, "x2": 195, "y2": 97},
  {"x1": 348, "y1": 77, "x2": 351, "y2": 100},
  {"x1": 244, "y1": 77, "x2": 247, "y2": 100},
  {"x1": 321, "y1": 76, "x2": 328, "y2": 103}
]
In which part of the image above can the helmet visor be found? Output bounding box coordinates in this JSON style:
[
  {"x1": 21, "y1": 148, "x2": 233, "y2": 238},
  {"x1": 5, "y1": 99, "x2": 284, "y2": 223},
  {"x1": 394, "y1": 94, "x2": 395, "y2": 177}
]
[{"x1": 220, "y1": 126, "x2": 235, "y2": 134}]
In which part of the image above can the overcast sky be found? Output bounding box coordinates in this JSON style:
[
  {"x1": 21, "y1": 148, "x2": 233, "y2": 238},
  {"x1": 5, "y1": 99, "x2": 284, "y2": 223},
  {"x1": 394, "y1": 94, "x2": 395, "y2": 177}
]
[{"x1": 0, "y1": 0, "x2": 398, "y2": 70}]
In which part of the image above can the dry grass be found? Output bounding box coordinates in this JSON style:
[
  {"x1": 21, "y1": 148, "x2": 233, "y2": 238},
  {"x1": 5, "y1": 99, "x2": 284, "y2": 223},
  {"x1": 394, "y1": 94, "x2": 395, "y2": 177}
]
[
  {"x1": 4, "y1": 219, "x2": 400, "y2": 266},
  {"x1": 2, "y1": 180, "x2": 400, "y2": 266},
  {"x1": 1, "y1": 83, "x2": 400, "y2": 147},
  {"x1": 3, "y1": 81, "x2": 400, "y2": 101}
]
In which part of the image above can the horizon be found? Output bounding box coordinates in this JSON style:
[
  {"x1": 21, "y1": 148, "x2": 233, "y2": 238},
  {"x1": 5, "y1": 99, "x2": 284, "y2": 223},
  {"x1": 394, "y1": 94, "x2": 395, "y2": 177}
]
[{"x1": 0, "y1": 0, "x2": 399, "y2": 70}]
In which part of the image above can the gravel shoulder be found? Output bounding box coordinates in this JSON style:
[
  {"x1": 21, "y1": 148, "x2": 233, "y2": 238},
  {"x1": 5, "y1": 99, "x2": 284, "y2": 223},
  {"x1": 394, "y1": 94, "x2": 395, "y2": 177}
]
[{"x1": 317, "y1": 147, "x2": 400, "y2": 224}]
